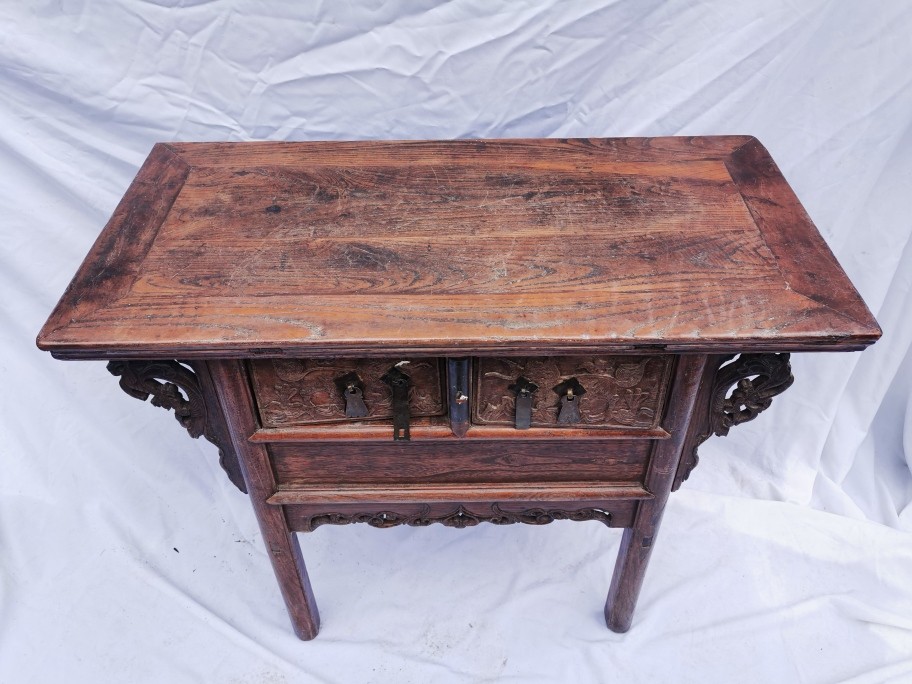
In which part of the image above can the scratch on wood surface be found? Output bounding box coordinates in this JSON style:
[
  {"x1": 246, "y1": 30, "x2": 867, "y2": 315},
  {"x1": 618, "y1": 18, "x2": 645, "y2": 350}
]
[{"x1": 262, "y1": 317, "x2": 326, "y2": 338}]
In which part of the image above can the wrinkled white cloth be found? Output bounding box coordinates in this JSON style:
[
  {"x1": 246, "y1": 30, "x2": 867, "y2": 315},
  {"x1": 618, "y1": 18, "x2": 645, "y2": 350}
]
[{"x1": 1, "y1": 1, "x2": 911, "y2": 682}]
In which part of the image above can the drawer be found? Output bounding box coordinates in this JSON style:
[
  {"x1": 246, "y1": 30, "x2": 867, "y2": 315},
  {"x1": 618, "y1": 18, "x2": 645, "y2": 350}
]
[
  {"x1": 268, "y1": 439, "x2": 653, "y2": 488},
  {"x1": 249, "y1": 355, "x2": 673, "y2": 438},
  {"x1": 249, "y1": 358, "x2": 446, "y2": 428},
  {"x1": 472, "y1": 355, "x2": 672, "y2": 430}
]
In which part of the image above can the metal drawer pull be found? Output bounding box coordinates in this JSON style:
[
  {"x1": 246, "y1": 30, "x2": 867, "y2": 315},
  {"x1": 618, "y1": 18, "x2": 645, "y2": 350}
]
[
  {"x1": 553, "y1": 377, "x2": 586, "y2": 424},
  {"x1": 447, "y1": 357, "x2": 471, "y2": 437},
  {"x1": 334, "y1": 372, "x2": 369, "y2": 418},
  {"x1": 381, "y1": 366, "x2": 412, "y2": 441},
  {"x1": 509, "y1": 376, "x2": 538, "y2": 429}
]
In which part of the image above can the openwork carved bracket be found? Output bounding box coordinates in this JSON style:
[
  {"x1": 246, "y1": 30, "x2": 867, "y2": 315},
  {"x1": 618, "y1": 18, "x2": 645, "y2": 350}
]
[
  {"x1": 107, "y1": 360, "x2": 247, "y2": 493},
  {"x1": 710, "y1": 353, "x2": 794, "y2": 438},
  {"x1": 301, "y1": 504, "x2": 612, "y2": 532},
  {"x1": 673, "y1": 353, "x2": 794, "y2": 489}
]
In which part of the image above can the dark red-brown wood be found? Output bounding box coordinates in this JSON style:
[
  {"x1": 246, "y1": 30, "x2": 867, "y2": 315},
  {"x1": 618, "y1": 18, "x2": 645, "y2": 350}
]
[
  {"x1": 249, "y1": 357, "x2": 446, "y2": 427},
  {"x1": 268, "y1": 439, "x2": 653, "y2": 487},
  {"x1": 37, "y1": 137, "x2": 880, "y2": 360},
  {"x1": 604, "y1": 354, "x2": 707, "y2": 632},
  {"x1": 36, "y1": 137, "x2": 881, "y2": 641},
  {"x1": 251, "y1": 423, "x2": 671, "y2": 441},
  {"x1": 284, "y1": 500, "x2": 638, "y2": 531},
  {"x1": 473, "y1": 355, "x2": 672, "y2": 429},
  {"x1": 207, "y1": 359, "x2": 320, "y2": 640},
  {"x1": 268, "y1": 483, "x2": 652, "y2": 505}
]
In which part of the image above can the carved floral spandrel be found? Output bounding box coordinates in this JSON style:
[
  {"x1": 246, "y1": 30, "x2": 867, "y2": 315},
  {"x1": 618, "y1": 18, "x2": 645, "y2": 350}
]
[
  {"x1": 249, "y1": 358, "x2": 445, "y2": 427},
  {"x1": 106, "y1": 360, "x2": 246, "y2": 492},
  {"x1": 711, "y1": 353, "x2": 794, "y2": 436},
  {"x1": 300, "y1": 503, "x2": 612, "y2": 531},
  {"x1": 473, "y1": 356, "x2": 672, "y2": 429},
  {"x1": 674, "y1": 352, "x2": 794, "y2": 488}
]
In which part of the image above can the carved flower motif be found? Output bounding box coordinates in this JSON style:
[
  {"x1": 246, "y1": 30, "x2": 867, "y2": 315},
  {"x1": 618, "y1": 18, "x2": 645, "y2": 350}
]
[
  {"x1": 304, "y1": 504, "x2": 612, "y2": 530},
  {"x1": 724, "y1": 376, "x2": 774, "y2": 426},
  {"x1": 710, "y1": 353, "x2": 794, "y2": 437},
  {"x1": 609, "y1": 388, "x2": 653, "y2": 426}
]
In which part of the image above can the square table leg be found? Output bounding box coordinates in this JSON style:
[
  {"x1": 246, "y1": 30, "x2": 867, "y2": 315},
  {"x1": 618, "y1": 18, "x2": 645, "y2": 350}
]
[
  {"x1": 605, "y1": 354, "x2": 707, "y2": 632},
  {"x1": 209, "y1": 359, "x2": 321, "y2": 640}
]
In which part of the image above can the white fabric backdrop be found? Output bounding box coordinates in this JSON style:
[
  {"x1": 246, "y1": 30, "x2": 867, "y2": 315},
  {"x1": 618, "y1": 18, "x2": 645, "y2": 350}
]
[{"x1": 2, "y1": 1, "x2": 911, "y2": 681}]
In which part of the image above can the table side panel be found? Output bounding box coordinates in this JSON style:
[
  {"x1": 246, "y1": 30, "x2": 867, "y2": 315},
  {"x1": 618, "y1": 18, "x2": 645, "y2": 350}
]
[{"x1": 168, "y1": 137, "x2": 755, "y2": 168}]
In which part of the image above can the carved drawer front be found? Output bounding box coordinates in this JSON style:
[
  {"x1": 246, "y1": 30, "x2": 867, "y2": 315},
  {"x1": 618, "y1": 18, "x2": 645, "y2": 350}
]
[
  {"x1": 249, "y1": 358, "x2": 446, "y2": 428},
  {"x1": 473, "y1": 356, "x2": 673, "y2": 430}
]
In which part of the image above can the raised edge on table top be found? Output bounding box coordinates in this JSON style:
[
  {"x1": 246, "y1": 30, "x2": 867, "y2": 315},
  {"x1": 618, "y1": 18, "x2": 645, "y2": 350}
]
[{"x1": 37, "y1": 136, "x2": 881, "y2": 359}]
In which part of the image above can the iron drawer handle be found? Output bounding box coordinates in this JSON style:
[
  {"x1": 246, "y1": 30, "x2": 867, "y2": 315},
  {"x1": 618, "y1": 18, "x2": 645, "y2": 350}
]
[
  {"x1": 509, "y1": 376, "x2": 538, "y2": 429},
  {"x1": 334, "y1": 372, "x2": 370, "y2": 418},
  {"x1": 553, "y1": 377, "x2": 586, "y2": 424},
  {"x1": 381, "y1": 366, "x2": 412, "y2": 441}
]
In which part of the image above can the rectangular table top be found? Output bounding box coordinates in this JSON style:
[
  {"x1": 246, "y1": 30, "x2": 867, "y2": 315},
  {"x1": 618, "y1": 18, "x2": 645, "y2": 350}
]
[{"x1": 38, "y1": 137, "x2": 880, "y2": 359}]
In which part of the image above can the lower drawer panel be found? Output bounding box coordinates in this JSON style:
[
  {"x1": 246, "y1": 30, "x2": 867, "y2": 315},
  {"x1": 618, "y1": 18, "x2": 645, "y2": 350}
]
[{"x1": 269, "y1": 440, "x2": 652, "y2": 486}]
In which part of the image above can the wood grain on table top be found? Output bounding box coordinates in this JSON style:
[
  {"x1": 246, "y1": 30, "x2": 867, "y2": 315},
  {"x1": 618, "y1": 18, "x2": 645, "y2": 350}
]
[{"x1": 38, "y1": 137, "x2": 880, "y2": 359}]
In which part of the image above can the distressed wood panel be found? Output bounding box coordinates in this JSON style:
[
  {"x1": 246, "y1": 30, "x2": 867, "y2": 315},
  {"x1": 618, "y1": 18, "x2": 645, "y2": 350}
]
[
  {"x1": 269, "y1": 440, "x2": 652, "y2": 486},
  {"x1": 473, "y1": 355, "x2": 672, "y2": 429},
  {"x1": 284, "y1": 500, "x2": 639, "y2": 531},
  {"x1": 37, "y1": 137, "x2": 880, "y2": 359},
  {"x1": 249, "y1": 357, "x2": 444, "y2": 427}
]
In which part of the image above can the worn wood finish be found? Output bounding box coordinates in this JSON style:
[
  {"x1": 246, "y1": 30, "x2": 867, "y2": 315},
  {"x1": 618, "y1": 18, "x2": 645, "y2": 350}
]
[
  {"x1": 39, "y1": 144, "x2": 189, "y2": 349},
  {"x1": 106, "y1": 359, "x2": 246, "y2": 492},
  {"x1": 673, "y1": 353, "x2": 794, "y2": 489},
  {"x1": 207, "y1": 360, "x2": 320, "y2": 640},
  {"x1": 604, "y1": 354, "x2": 707, "y2": 632},
  {"x1": 37, "y1": 138, "x2": 880, "y2": 360},
  {"x1": 268, "y1": 439, "x2": 652, "y2": 487},
  {"x1": 191, "y1": 360, "x2": 247, "y2": 492},
  {"x1": 252, "y1": 424, "x2": 671, "y2": 441},
  {"x1": 672, "y1": 354, "x2": 730, "y2": 491},
  {"x1": 249, "y1": 357, "x2": 445, "y2": 427},
  {"x1": 284, "y1": 500, "x2": 637, "y2": 532},
  {"x1": 725, "y1": 139, "x2": 875, "y2": 327},
  {"x1": 473, "y1": 355, "x2": 672, "y2": 429},
  {"x1": 37, "y1": 137, "x2": 881, "y2": 640},
  {"x1": 268, "y1": 483, "x2": 653, "y2": 505}
]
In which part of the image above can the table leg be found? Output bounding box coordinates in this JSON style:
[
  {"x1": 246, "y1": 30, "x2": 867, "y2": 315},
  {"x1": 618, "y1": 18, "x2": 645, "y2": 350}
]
[
  {"x1": 255, "y1": 504, "x2": 321, "y2": 640},
  {"x1": 604, "y1": 500, "x2": 666, "y2": 632},
  {"x1": 208, "y1": 360, "x2": 321, "y2": 640},
  {"x1": 604, "y1": 354, "x2": 708, "y2": 632}
]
